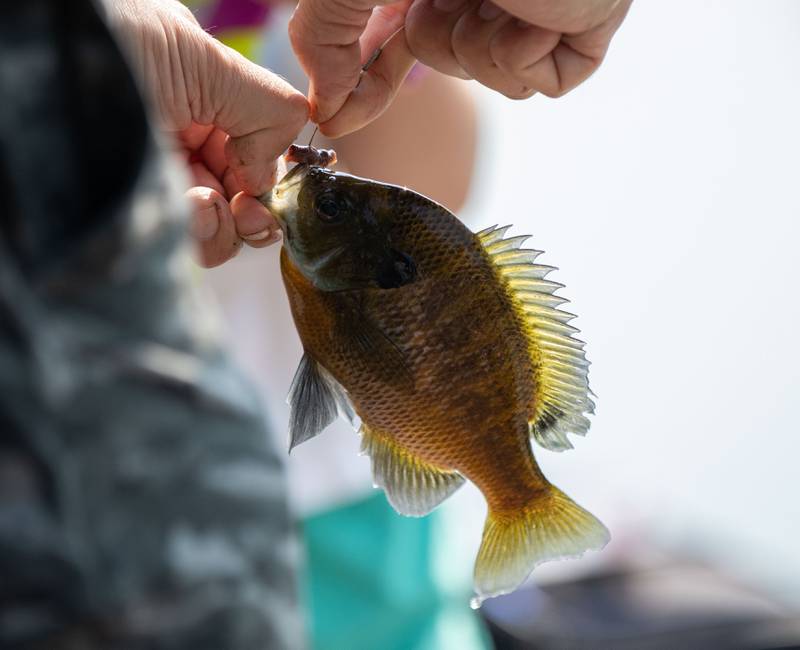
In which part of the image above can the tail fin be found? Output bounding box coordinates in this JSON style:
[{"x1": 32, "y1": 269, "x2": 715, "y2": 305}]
[{"x1": 472, "y1": 485, "x2": 609, "y2": 607}]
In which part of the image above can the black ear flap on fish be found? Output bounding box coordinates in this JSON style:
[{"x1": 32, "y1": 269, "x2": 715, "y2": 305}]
[
  {"x1": 376, "y1": 249, "x2": 416, "y2": 289},
  {"x1": 287, "y1": 353, "x2": 355, "y2": 452}
]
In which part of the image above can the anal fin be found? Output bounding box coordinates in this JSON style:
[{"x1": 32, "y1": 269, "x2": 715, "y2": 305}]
[
  {"x1": 287, "y1": 353, "x2": 355, "y2": 452},
  {"x1": 360, "y1": 425, "x2": 464, "y2": 517}
]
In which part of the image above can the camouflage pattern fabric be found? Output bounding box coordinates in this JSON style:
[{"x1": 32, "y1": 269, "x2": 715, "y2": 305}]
[{"x1": 0, "y1": 2, "x2": 301, "y2": 648}]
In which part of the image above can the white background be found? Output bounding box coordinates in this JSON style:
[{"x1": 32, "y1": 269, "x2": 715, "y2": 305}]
[
  {"x1": 208, "y1": 0, "x2": 800, "y2": 605},
  {"x1": 465, "y1": 0, "x2": 800, "y2": 603}
]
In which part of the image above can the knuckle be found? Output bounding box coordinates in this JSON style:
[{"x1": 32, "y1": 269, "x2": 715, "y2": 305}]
[
  {"x1": 542, "y1": 84, "x2": 568, "y2": 98},
  {"x1": 287, "y1": 12, "x2": 306, "y2": 49},
  {"x1": 404, "y1": 26, "x2": 425, "y2": 60},
  {"x1": 404, "y1": 8, "x2": 442, "y2": 61},
  {"x1": 502, "y1": 84, "x2": 537, "y2": 100},
  {"x1": 173, "y1": 2, "x2": 198, "y2": 24},
  {"x1": 490, "y1": 46, "x2": 516, "y2": 74},
  {"x1": 185, "y1": 30, "x2": 229, "y2": 121}
]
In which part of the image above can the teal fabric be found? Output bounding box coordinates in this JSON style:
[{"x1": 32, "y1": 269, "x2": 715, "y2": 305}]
[{"x1": 301, "y1": 493, "x2": 490, "y2": 650}]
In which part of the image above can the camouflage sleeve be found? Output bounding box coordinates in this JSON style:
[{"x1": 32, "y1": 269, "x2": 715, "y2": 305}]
[{"x1": 0, "y1": 2, "x2": 302, "y2": 649}]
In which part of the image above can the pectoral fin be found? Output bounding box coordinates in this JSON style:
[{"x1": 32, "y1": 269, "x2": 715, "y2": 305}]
[
  {"x1": 339, "y1": 309, "x2": 414, "y2": 390},
  {"x1": 287, "y1": 353, "x2": 355, "y2": 452},
  {"x1": 360, "y1": 425, "x2": 464, "y2": 517}
]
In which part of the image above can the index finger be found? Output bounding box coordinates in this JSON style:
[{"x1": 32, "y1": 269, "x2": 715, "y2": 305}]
[
  {"x1": 290, "y1": 0, "x2": 412, "y2": 127},
  {"x1": 212, "y1": 45, "x2": 310, "y2": 196},
  {"x1": 319, "y1": 16, "x2": 416, "y2": 137},
  {"x1": 289, "y1": 0, "x2": 375, "y2": 124}
]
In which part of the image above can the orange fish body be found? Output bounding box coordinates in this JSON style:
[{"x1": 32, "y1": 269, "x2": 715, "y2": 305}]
[{"x1": 266, "y1": 163, "x2": 608, "y2": 604}]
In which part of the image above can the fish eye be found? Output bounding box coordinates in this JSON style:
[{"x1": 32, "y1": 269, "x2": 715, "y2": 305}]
[{"x1": 315, "y1": 193, "x2": 343, "y2": 224}]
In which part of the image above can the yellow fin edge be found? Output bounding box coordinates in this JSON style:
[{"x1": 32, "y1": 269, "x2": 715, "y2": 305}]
[
  {"x1": 360, "y1": 425, "x2": 465, "y2": 517},
  {"x1": 477, "y1": 225, "x2": 595, "y2": 452},
  {"x1": 471, "y1": 485, "x2": 609, "y2": 608}
]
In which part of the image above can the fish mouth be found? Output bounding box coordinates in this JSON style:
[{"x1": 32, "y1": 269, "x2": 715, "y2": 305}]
[
  {"x1": 276, "y1": 161, "x2": 309, "y2": 190},
  {"x1": 259, "y1": 163, "x2": 308, "y2": 228}
]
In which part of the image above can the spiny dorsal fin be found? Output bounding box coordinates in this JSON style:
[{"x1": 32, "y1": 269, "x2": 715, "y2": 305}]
[
  {"x1": 475, "y1": 224, "x2": 511, "y2": 244},
  {"x1": 360, "y1": 425, "x2": 464, "y2": 517},
  {"x1": 287, "y1": 353, "x2": 355, "y2": 452},
  {"x1": 477, "y1": 225, "x2": 595, "y2": 452}
]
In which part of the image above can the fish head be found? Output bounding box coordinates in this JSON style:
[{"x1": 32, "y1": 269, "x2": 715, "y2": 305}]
[{"x1": 263, "y1": 165, "x2": 416, "y2": 292}]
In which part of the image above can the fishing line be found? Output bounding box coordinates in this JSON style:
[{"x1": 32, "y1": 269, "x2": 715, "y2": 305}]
[
  {"x1": 361, "y1": 25, "x2": 405, "y2": 73},
  {"x1": 307, "y1": 125, "x2": 319, "y2": 147}
]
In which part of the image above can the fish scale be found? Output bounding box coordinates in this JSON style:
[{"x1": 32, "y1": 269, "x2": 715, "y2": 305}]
[{"x1": 266, "y1": 161, "x2": 609, "y2": 606}]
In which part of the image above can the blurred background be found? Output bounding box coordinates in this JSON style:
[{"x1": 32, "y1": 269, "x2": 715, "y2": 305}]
[{"x1": 196, "y1": 0, "x2": 800, "y2": 648}]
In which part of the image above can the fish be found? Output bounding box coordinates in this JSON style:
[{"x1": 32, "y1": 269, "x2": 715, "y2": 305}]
[{"x1": 262, "y1": 152, "x2": 609, "y2": 605}]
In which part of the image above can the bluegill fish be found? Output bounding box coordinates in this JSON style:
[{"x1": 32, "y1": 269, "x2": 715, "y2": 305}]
[{"x1": 262, "y1": 150, "x2": 609, "y2": 605}]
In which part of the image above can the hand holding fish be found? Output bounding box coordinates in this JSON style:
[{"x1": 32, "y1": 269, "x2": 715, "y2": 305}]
[
  {"x1": 107, "y1": 0, "x2": 310, "y2": 266},
  {"x1": 289, "y1": 0, "x2": 632, "y2": 136}
]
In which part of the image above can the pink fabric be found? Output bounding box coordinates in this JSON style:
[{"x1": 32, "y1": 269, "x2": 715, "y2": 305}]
[{"x1": 198, "y1": 0, "x2": 272, "y2": 34}]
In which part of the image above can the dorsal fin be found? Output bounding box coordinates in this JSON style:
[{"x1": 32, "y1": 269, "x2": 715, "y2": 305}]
[
  {"x1": 477, "y1": 225, "x2": 595, "y2": 452},
  {"x1": 475, "y1": 224, "x2": 511, "y2": 244}
]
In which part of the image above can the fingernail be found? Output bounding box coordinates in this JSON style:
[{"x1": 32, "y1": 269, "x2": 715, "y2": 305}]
[
  {"x1": 433, "y1": 0, "x2": 464, "y2": 12},
  {"x1": 242, "y1": 228, "x2": 272, "y2": 242},
  {"x1": 192, "y1": 204, "x2": 219, "y2": 241},
  {"x1": 478, "y1": 0, "x2": 503, "y2": 20}
]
